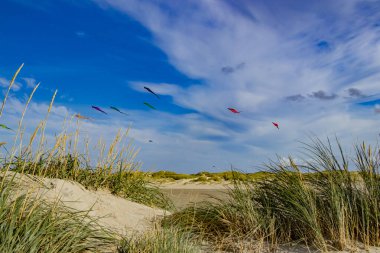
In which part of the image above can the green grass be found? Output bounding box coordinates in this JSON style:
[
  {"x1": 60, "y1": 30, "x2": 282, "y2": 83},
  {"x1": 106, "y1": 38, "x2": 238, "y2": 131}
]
[
  {"x1": 164, "y1": 138, "x2": 380, "y2": 251},
  {"x1": 0, "y1": 178, "x2": 116, "y2": 253},
  {"x1": 8, "y1": 154, "x2": 173, "y2": 210},
  {"x1": 117, "y1": 227, "x2": 201, "y2": 253},
  {"x1": 148, "y1": 170, "x2": 271, "y2": 183}
]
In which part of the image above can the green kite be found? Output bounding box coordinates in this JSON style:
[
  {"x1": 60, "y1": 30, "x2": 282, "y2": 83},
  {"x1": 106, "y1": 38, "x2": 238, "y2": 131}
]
[
  {"x1": 143, "y1": 102, "x2": 156, "y2": 110},
  {"x1": 110, "y1": 106, "x2": 128, "y2": 115},
  {"x1": 0, "y1": 124, "x2": 13, "y2": 131}
]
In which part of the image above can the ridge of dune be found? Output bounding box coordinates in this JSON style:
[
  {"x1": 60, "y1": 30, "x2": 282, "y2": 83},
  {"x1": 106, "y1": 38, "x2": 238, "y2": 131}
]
[{"x1": 4, "y1": 172, "x2": 170, "y2": 236}]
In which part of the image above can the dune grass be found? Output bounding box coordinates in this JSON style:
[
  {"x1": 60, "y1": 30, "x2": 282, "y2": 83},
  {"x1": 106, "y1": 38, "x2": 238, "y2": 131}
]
[
  {"x1": 117, "y1": 227, "x2": 201, "y2": 253},
  {"x1": 0, "y1": 176, "x2": 116, "y2": 253},
  {"x1": 149, "y1": 170, "x2": 270, "y2": 183},
  {"x1": 164, "y1": 138, "x2": 380, "y2": 251}
]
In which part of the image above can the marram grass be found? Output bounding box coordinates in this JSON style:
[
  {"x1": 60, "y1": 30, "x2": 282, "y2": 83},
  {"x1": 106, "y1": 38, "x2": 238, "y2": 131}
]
[
  {"x1": 0, "y1": 178, "x2": 116, "y2": 253},
  {"x1": 165, "y1": 138, "x2": 380, "y2": 251},
  {"x1": 117, "y1": 227, "x2": 201, "y2": 253}
]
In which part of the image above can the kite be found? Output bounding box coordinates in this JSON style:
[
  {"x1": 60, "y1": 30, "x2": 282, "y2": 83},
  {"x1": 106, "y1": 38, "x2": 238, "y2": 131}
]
[
  {"x1": 110, "y1": 106, "x2": 128, "y2": 115},
  {"x1": 272, "y1": 122, "x2": 279, "y2": 129},
  {"x1": 0, "y1": 124, "x2": 13, "y2": 131},
  {"x1": 228, "y1": 108, "x2": 241, "y2": 114},
  {"x1": 148, "y1": 140, "x2": 153, "y2": 143},
  {"x1": 91, "y1": 106, "x2": 107, "y2": 114},
  {"x1": 144, "y1": 86, "x2": 159, "y2": 99},
  {"x1": 75, "y1": 114, "x2": 90, "y2": 120},
  {"x1": 143, "y1": 102, "x2": 157, "y2": 110}
]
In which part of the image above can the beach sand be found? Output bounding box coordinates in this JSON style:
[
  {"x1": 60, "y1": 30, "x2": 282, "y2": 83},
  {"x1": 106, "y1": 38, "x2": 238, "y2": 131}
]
[{"x1": 157, "y1": 179, "x2": 231, "y2": 209}]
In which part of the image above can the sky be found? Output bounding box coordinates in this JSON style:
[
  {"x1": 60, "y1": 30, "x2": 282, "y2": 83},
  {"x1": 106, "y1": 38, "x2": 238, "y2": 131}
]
[{"x1": 1, "y1": 0, "x2": 380, "y2": 173}]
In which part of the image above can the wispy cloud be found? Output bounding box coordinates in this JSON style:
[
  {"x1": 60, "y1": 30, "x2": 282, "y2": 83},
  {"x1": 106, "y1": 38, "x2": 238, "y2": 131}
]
[
  {"x1": 308, "y1": 90, "x2": 338, "y2": 100},
  {"x1": 22, "y1": 77, "x2": 38, "y2": 88},
  {"x1": 347, "y1": 88, "x2": 367, "y2": 98},
  {"x1": 0, "y1": 77, "x2": 22, "y2": 91},
  {"x1": 285, "y1": 94, "x2": 305, "y2": 102},
  {"x1": 129, "y1": 82, "x2": 182, "y2": 97},
  {"x1": 221, "y1": 62, "x2": 245, "y2": 74}
]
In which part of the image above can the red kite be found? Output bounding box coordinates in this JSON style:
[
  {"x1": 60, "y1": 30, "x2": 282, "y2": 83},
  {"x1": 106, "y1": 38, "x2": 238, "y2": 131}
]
[
  {"x1": 272, "y1": 122, "x2": 279, "y2": 129},
  {"x1": 91, "y1": 106, "x2": 107, "y2": 115},
  {"x1": 228, "y1": 108, "x2": 241, "y2": 113},
  {"x1": 144, "y1": 86, "x2": 159, "y2": 99},
  {"x1": 143, "y1": 102, "x2": 157, "y2": 110}
]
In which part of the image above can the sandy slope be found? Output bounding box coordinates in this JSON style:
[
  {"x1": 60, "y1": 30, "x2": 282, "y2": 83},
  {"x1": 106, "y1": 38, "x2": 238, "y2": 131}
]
[{"x1": 4, "y1": 172, "x2": 170, "y2": 236}]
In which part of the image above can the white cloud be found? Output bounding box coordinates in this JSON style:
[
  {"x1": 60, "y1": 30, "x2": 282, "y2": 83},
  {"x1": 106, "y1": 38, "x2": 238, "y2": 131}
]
[
  {"x1": 0, "y1": 77, "x2": 22, "y2": 91},
  {"x1": 129, "y1": 82, "x2": 182, "y2": 97},
  {"x1": 22, "y1": 77, "x2": 38, "y2": 88}
]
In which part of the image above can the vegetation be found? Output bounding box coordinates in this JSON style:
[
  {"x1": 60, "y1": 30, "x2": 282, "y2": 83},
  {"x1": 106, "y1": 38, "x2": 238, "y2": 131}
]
[
  {"x1": 0, "y1": 178, "x2": 116, "y2": 253},
  {"x1": 149, "y1": 170, "x2": 271, "y2": 183},
  {"x1": 165, "y1": 138, "x2": 380, "y2": 251},
  {"x1": 118, "y1": 227, "x2": 201, "y2": 253}
]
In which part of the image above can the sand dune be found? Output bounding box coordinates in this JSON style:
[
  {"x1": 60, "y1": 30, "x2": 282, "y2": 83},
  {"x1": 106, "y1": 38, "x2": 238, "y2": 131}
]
[{"x1": 4, "y1": 172, "x2": 170, "y2": 236}]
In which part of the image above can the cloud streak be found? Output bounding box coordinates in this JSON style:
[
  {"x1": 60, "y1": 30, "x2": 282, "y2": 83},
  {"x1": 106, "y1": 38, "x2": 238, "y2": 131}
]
[{"x1": 0, "y1": 77, "x2": 22, "y2": 91}]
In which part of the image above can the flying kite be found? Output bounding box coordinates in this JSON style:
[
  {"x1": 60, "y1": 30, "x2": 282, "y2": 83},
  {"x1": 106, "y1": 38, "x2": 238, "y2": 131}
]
[
  {"x1": 272, "y1": 122, "x2": 279, "y2": 129},
  {"x1": 148, "y1": 140, "x2": 153, "y2": 143},
  {"x1": 0, "y1": 124, "x2": 13, "y2": 131},
  {"x1": 228, "y1": 108, "x2": 241, "y2": 114},
  {"x1": 143, "y1": 102, "x2": 157, "y2": 110},
  {"x1": 144, "y1": 86, "x2": 159, "y2": 99},
  {"x1": 110, "y1": 106, "x2": 128, "y2": 115},
  {"x1": 91, "y1": 106, "x2": 107, "y2": 114},
  {"x1": 75, "y1": 114, "x2": 90, "y2": 120}
]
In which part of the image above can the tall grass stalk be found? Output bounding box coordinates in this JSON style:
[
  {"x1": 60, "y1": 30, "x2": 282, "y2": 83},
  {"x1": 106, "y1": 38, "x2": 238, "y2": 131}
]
[
  {"x1": 0, "y1": 178, "x2": 116, "y2": 253},
  {"x1": 118, "y1": 227, "x2": 201, "y2": 253}
]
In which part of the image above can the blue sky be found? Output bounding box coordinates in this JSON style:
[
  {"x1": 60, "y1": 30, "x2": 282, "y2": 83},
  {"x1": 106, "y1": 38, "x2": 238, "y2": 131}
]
[{"x1": 1, "y1": 0, "x2": 380, "y2": 173}]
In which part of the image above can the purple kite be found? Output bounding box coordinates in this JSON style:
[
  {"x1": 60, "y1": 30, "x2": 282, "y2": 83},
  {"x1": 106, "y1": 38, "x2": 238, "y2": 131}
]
[
  {"x1": 91, "y1": 106, "x2": 107, "y2": 115},
  {"x1": 144, "y1": 86, "x2": 160, "y2": 99}
]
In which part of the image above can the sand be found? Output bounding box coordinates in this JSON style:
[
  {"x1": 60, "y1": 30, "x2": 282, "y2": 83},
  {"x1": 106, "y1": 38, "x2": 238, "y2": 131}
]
[
  {"x1": 156, "y1": 179, "x2": 231, "y2": 209},
  {"x1": 3, "y1": 172, "x2": 170, "y2": 236}
]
